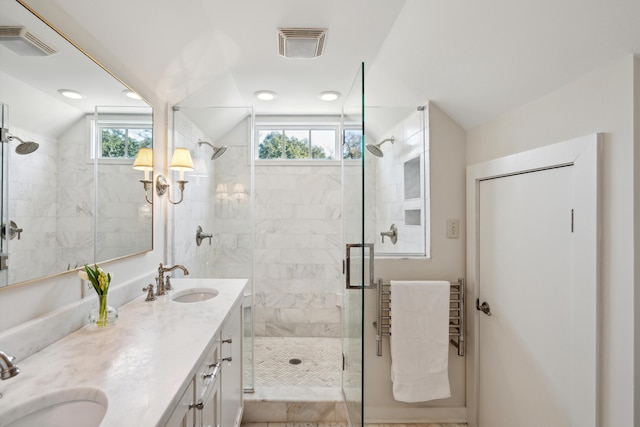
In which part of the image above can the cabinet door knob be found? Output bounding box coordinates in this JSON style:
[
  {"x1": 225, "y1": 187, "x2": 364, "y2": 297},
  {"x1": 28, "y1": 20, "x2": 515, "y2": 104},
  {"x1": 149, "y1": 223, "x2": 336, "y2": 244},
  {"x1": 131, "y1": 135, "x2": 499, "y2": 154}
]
[
  {"x1": 222, "y1": 356, "x2": 232, "y2": 362},
  {"x1": 222, "y1": 338, "x2": 232, "y2": 344}
]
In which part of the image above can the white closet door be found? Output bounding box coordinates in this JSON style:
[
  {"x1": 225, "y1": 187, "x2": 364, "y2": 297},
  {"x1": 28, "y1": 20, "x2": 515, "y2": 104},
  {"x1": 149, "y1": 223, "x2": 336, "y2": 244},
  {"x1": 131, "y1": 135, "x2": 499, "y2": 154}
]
[{"x1": 478, "y1": 166, "x2": 574, "y2": 427}]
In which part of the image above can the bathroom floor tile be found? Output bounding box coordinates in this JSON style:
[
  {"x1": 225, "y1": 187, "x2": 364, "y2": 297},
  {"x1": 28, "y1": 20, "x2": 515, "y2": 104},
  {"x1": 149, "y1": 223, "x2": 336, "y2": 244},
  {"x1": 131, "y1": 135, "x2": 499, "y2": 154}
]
[{"x1": 251, "y1": 337, "x2": 342, "y2": 387}]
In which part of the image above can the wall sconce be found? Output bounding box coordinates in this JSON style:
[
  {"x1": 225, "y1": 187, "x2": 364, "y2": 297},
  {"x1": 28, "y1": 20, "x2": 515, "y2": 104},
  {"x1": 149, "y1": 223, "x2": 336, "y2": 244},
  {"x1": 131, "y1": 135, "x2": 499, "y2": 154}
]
[
  {"x1": 133, "y1": 147, "x2": 154, "y2": 204},
  {"x1": 156, "y1": 147, "x2": 194, "y2": 205}
]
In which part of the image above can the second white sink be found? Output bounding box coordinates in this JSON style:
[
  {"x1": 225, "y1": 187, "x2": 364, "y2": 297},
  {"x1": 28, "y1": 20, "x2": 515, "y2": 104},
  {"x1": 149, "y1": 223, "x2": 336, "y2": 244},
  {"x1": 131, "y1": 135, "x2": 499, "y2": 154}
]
[
  {"x1": 4, "y1": 387, "x2": 107, "y2": 427},
  {"x1": 171, "y1": 288, "x2": 219, "y2": 303}
]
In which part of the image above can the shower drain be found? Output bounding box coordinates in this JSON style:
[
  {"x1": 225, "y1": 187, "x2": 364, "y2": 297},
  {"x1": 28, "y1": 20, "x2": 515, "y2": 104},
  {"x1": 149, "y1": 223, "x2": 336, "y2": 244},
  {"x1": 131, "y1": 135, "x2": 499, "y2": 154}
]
[{"x1": 289, "y1": 358, "x2": 302, "y2": 365}]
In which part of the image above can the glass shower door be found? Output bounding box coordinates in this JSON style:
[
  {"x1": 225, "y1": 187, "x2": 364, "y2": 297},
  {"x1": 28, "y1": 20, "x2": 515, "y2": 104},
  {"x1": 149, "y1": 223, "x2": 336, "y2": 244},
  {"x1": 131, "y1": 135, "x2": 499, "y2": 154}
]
[
  {"x1": 341, "y1": 63, "x2": 365, "y2": 426},
  {"x1": 0, "y1": 103, "x2": 8, "y2": 287}
]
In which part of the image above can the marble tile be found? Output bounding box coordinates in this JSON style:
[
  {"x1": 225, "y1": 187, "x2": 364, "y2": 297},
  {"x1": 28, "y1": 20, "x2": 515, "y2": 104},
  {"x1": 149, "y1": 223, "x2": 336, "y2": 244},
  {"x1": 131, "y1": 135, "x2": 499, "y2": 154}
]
[
  {"x1": 242, "y1": 402, "x2": 289, "y2": 423},
  {"x1": 287, "y1": 402, "x2": 336, "y2": 422}
]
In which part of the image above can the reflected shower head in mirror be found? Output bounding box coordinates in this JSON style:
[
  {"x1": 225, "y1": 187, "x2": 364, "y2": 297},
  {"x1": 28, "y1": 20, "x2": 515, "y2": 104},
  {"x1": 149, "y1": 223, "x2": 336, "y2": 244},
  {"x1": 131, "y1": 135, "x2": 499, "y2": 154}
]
[
  {"x1": 365, "y1": 136, "x2": 394, "y2": 158},
  {"x1": 197, "y1": 139, "x2": 228, "y2": 160},
  {"x1": 8, "y1": 135, "x2": 39, "y2": 154}
]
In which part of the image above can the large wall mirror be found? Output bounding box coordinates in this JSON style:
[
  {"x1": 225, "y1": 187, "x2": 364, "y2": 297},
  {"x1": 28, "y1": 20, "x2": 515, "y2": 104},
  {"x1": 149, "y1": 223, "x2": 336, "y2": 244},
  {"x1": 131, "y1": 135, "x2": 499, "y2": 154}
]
[{"x1": 0, "y1": 0, "x2": 153, "y2": 288}]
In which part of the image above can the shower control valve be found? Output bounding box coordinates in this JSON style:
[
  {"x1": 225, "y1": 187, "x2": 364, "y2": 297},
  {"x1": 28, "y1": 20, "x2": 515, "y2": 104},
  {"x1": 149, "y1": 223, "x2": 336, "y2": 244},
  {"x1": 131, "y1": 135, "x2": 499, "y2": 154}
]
[{"x1": 380, "y1": 224, "x2": 398, "y2": 244}]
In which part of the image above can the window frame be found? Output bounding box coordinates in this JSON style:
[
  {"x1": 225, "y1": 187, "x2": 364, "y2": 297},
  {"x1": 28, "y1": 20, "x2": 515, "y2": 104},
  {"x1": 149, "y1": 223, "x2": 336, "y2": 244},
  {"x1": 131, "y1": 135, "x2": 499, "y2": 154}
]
[
  {"x1": 255, "y1": 121, "x2": 341, "y2": 165},
  {"x1": 89, "y1": 117, "x2": 153, "y2": 165}
]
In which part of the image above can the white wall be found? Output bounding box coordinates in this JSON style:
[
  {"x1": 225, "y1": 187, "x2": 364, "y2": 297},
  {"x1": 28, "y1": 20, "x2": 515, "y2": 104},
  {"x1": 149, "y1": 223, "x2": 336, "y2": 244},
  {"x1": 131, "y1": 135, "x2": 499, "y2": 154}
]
[
  {"x1": 0, "y1": 0, "x2": 166, "y2": 341},
  {"x1": 364, "y1": 103, "x2": 467, "y2": 423},
  {"x1": 466, "y1": 55, "x2": 637, "y2": 427}
]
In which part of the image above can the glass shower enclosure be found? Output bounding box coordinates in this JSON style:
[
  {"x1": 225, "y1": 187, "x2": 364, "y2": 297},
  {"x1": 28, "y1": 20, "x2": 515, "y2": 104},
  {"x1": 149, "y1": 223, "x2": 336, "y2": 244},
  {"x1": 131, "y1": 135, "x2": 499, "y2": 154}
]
[{"x1": 341, "y1": 63, "x2": 366, "y2": 426}]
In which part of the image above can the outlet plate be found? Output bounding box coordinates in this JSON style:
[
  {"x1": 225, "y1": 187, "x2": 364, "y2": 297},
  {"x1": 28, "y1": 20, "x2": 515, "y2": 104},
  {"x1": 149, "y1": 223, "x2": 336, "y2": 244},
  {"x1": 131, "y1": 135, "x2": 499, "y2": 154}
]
[{"x1": 447, "y1": 218, "x2": 460, "y2": 239}]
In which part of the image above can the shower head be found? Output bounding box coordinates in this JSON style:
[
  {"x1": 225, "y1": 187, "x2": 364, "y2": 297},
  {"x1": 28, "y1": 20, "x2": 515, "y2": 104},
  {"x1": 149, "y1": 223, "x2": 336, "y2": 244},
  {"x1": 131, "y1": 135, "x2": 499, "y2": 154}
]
[
  {"x1": 8, "y1": 135, "x2": 39, "y2": 155},
  {"x1": 198, "y1": 139, "x2": 228, "y2": 160},
  {"x1": 365, "y1": 136, "x2": 394, "y2": 158}
]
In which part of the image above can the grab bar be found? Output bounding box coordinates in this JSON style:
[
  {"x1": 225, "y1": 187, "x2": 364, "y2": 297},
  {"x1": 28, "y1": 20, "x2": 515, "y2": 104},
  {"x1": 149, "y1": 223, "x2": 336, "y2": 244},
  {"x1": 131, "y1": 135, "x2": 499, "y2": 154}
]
[{"x1": 374, "y1": 278, "x2": 465, "y2": 357}]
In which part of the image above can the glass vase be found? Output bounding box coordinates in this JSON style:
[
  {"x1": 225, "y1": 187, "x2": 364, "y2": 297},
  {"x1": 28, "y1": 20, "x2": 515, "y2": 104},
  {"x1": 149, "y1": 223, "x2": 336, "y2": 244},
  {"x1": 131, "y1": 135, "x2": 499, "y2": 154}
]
[{"x1": 89, "y1": 294, "x2": 118, "y2": 328}]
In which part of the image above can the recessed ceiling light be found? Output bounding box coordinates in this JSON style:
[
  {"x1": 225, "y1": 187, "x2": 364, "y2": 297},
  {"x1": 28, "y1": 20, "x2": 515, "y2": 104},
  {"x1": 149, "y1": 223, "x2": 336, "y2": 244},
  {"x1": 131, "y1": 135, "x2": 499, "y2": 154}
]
[
  {"x1": 57, "y1": 89, "x2": 84, "y2": 99},
  {"x1": 254, "y1": 90, "x2": 277, "y2": 101},
  {"x1": 319, "y1": 91, "x2": 341, "y2": 101},
  {"x1": 123, "y1": 89, "x2": 142, "y2": 100}
]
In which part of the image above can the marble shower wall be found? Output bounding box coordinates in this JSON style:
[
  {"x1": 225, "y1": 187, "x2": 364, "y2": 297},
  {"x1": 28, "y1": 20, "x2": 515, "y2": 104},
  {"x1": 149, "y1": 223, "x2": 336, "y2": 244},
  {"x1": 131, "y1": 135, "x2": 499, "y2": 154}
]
[
  {"x1": 8, "y1": 127, "x2": 61, "y2": 283},
  {"x1": 8, "y1": 115, "x2": 144, "y2": 284},
  {"x1": 172, "y1": 112, "x2": 216, "y2": 277},
  {"x1": 172, "y1": 111, "x2": 341, "y2": 338},
  {"x1": 372, "y1": 109, "x2": 429, "y2": 256},
  {"x1": 253, "y1": 164, "x2": 342, "y2": 337},
  {"x1": 55, "y1": 118, "x2": 94, "y2": 271},
  {"x1": 211, "y1": 118, "x2": 252, "y2": 281}
]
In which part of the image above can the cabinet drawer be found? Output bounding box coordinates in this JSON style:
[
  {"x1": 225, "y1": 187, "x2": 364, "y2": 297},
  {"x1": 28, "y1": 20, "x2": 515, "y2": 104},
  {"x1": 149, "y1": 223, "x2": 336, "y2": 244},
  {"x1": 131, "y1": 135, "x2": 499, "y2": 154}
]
[{"x1": 196, "y1": 340, "x2": 221, "y2": 402}]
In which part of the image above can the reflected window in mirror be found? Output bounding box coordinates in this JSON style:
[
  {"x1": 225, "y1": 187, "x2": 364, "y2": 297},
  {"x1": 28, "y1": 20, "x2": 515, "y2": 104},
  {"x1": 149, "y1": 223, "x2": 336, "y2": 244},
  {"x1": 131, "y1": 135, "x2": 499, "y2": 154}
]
[{"x1": 99, "y1": 124, "x2": 152, "y2": 160}]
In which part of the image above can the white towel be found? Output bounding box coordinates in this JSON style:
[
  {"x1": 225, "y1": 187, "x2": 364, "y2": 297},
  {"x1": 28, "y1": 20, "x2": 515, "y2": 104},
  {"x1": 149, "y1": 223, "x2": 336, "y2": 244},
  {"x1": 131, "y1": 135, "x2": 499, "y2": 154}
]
[{"x1": 390, "y1": 280, "x2": 451, "y2": 402}]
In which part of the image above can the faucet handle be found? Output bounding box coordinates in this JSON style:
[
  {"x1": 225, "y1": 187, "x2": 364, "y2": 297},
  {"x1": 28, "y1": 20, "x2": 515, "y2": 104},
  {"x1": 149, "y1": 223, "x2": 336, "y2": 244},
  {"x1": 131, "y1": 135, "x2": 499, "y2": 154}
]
[
  {"x1": 165, "y1": 276, "x2": 173, "y2": 291},
  {"x1": 142, "y1": 284, "x2": 156, "y2": 301}
]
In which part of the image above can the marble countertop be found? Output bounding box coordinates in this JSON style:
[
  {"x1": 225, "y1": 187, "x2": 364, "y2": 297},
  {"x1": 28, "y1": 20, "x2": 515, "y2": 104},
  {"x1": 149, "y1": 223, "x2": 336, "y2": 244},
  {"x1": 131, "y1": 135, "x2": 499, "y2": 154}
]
[{"x1": 0, "y1": 278, "x2": 247, "y2": 427}]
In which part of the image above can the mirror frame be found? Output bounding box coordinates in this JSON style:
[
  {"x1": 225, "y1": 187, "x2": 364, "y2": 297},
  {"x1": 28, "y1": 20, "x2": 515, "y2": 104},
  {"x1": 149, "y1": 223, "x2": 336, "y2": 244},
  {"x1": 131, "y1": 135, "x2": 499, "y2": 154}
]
[{"x1": 0, "y1": 0, "x2": 154, "y2": 289}]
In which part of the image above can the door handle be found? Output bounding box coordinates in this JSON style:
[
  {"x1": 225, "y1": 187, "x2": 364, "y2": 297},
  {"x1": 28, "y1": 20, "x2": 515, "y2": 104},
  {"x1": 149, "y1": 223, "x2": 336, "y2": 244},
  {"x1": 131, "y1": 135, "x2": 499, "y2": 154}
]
[
  {"x1": 345, "y1": 243, "x2": 375, "y2": 289},
  {"x1": 476, "y1": 299, "x2": 492, "y2": 316}
]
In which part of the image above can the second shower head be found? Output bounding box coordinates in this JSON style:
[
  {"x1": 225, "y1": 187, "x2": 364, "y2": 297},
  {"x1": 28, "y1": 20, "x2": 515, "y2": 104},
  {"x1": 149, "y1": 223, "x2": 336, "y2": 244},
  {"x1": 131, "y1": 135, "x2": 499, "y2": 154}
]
[
  {"x1": 198, "y1": 139, "x2": 227, "y2": 160},
  {"x1": 366, "y1": 136, "x2": 394, "y2": 158},
  {"x1": 8, "y1": 135, "x2": 39, "y2": 155}
]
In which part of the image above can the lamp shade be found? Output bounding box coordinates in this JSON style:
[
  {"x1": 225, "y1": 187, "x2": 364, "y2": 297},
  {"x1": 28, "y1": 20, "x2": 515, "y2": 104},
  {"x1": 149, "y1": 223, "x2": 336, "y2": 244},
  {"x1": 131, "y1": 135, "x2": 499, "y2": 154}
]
[
  {"x1": 133, "y1": 147, "x2": 153, "y2": 171},
  {"x1": 169, "y1": 148, "x2": 194, "y2": 171}
]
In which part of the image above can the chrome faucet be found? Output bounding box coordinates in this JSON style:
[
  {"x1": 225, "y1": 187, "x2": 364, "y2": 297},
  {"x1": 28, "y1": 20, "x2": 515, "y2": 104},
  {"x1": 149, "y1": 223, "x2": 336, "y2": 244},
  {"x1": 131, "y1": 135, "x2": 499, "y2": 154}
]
[
  {"x1": 0, "y1": 351, "x2": 19, "y2": 380},
  {"x1": 156, "y1": 263, "x2": 190, "y2": 296}
]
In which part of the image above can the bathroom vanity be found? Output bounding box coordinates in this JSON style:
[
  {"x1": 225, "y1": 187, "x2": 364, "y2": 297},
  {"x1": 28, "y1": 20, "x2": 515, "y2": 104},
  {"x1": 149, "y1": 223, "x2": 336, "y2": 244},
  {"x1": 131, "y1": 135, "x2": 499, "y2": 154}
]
[{"x1": 0, "y1": 278, "x2": 246, "y2": 427}]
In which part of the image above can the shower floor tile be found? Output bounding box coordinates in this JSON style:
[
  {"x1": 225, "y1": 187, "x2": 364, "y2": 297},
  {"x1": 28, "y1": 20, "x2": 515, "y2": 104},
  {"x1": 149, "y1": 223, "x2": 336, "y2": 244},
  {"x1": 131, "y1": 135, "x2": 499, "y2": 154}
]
[{"x1": 252, "y1": 337, "x2": 342, "y2": 388}]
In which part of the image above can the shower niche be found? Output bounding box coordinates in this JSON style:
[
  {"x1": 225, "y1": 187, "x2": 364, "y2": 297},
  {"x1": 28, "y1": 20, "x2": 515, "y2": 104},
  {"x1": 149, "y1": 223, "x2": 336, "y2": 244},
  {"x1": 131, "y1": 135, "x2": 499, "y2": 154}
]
[{"x1": 365, "y1": 105, "x2": 429, "y2": 257}]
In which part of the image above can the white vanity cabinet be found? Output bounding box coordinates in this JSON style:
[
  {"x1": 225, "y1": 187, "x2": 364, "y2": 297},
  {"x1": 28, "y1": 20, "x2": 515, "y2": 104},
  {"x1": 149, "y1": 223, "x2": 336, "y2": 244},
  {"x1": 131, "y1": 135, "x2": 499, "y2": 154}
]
[
  {"x1": 164, "y1": 300, "x2": 243, "y2": 427},
  {"x1": 220, "y1": 301, "x2": 243, "y2": 427},
  {"x1": 195, "y1": 338, "x2": 221, "y2": 427},
  {"x1": 165, "y1": 379, "x2": 196, "y2": 427}
]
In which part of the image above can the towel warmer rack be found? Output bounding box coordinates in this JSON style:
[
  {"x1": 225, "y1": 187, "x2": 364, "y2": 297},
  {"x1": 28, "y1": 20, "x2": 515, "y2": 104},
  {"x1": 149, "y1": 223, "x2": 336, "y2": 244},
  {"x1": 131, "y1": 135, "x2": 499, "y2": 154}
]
[{"x1": 374, "y1": 278, "x2": 465, "y2": 357}]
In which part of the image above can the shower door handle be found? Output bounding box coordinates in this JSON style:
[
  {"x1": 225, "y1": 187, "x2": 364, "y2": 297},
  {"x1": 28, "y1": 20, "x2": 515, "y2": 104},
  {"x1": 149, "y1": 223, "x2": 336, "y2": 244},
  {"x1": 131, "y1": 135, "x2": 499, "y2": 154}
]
[{"x1": 345, "y1": 243, "x2": 375, "y2": 289}]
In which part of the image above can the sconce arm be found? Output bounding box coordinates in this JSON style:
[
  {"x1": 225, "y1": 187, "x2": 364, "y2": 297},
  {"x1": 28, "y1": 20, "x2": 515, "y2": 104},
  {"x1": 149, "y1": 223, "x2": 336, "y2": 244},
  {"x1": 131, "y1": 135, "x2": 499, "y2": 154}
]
[
  {"x1": 155, "y1": 175, "x2": 188, "y2": 205},
  {"x1": 141, "y1": 180, "x2": 153, "y2": 204}
]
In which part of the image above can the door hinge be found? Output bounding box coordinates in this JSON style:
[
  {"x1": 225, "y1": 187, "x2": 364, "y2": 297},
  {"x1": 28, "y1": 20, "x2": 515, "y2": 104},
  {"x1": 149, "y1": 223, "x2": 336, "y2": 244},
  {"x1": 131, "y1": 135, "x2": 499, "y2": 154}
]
[{"x1": 571, "y1": 209, "x2": 574, "y2": 233}]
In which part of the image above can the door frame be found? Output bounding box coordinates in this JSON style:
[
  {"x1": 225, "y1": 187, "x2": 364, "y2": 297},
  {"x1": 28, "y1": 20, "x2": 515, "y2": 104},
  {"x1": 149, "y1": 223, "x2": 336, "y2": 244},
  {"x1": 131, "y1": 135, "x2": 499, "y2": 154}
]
[{"x1": 465, "y1": 134, "x2": 601, "y2": 427}]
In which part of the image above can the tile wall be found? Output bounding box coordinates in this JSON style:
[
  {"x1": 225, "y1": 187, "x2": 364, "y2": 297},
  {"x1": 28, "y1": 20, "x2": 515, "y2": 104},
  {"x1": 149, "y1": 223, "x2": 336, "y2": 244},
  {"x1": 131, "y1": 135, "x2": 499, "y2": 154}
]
[
  {"x1": 371, "y1": 109, "x2": 428, "y2": 256},
  {"x1": 171, "y1": 111, "x2": 216, "y2": 277},
  {"x1": 253, "y1": 164, "x2": 342, "y2": 337}
]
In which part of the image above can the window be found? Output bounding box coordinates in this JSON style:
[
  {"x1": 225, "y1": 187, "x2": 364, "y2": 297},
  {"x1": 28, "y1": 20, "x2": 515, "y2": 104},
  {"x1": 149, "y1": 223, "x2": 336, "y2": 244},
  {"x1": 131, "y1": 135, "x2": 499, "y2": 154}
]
[
  {"x1": 256, "y1": 126, "x2": 338, "y2": 160},
  {"x1": 342, "y1": 128, "x2": 363, "y2": 160},
  {"x1": 98, "y1": 124, "x2": 152, "y2": 159}
]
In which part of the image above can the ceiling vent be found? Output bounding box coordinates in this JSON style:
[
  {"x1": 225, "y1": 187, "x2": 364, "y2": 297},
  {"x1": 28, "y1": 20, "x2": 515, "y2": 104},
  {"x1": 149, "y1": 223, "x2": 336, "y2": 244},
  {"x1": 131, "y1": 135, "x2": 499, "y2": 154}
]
[
  {"x1": 0, "y1": 26, "x2": 57, "y2": 56},
  {"x1": 278, "y1": 28, "x2": 327, "y2": 59}
]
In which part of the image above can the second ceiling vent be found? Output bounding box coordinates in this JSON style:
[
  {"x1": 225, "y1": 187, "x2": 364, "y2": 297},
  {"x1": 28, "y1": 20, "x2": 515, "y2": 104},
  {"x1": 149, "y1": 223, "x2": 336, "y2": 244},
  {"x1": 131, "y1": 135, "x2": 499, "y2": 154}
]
[{"x1": 277, "y1": 28, "x2": 327, "y2": 59}]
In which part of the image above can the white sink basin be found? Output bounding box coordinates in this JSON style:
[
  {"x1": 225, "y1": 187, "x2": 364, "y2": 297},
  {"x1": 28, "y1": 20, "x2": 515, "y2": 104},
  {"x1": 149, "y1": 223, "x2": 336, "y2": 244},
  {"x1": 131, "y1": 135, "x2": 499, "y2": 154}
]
[
  {"x1": 172, "y1": 287, "x2": 219, "y2": 303},
  {"x1": 4, "y1": 387, "x2": 107, "y2": 427}
]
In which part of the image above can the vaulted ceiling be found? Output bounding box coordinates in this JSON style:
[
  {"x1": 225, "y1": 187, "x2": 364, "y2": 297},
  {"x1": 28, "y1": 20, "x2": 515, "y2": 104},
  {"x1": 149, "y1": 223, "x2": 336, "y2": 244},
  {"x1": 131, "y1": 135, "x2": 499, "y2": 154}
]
[{"x1": 29, "y1": 0, "x2": 640, "y2": 130}]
